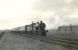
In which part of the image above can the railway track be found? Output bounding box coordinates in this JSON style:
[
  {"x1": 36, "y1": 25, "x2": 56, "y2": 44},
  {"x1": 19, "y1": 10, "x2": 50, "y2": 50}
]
[
  {"x1": 11, "y1": 32, "x2": 78, "y2": 48},
  {"x1": 41, "y1": 37, "x2": 78, "y2": 48},
  {"x1": 25, "y1": 34, "x2": 78, "y2": 48}
]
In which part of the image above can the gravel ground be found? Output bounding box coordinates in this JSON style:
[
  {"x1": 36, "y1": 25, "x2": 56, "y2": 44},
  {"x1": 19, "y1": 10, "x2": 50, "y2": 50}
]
[{"x1": 0, "y1": 32, "x2": 77, "y2": 50}]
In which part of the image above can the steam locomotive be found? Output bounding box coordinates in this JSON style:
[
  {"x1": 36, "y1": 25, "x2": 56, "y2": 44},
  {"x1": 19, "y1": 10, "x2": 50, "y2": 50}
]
[{"x1": 11, "y1": 24, "x2": 48, "y2": 37}]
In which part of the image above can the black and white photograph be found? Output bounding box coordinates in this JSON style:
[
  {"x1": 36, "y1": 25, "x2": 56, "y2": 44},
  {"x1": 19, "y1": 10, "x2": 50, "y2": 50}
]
[{"x1": 0, "y1": 0, "x2": 78, "y2": 50}]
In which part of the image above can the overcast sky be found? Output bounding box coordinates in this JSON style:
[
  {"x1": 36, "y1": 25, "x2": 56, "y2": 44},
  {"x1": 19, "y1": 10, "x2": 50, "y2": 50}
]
[{"x1": 0, "y1": 0, "x2": 78, "y2": 30}]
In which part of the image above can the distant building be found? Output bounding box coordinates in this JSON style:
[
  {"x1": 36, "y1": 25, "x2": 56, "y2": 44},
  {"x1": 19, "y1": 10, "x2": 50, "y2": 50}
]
[
  {"x1": 71, "y1": 25, "x2": 78, "y2": 33},
  {"x1": 58, "y1": 25, "x2": 72, "y2": 33},
  {"x1": 58, "y1": 25, "x2": 78, "y2": 34}
]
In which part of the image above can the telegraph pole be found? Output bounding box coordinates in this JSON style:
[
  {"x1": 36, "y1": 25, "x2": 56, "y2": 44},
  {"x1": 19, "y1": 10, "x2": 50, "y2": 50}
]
[{"x1": 70, "y1": 24, "x2": 72, "y2": 33}]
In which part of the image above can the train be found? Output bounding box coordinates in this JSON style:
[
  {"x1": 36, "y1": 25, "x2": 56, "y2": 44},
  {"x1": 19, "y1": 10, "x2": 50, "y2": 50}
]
[{"x1": 11, "y1": 24, "x2": 48, "y2": 37}]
